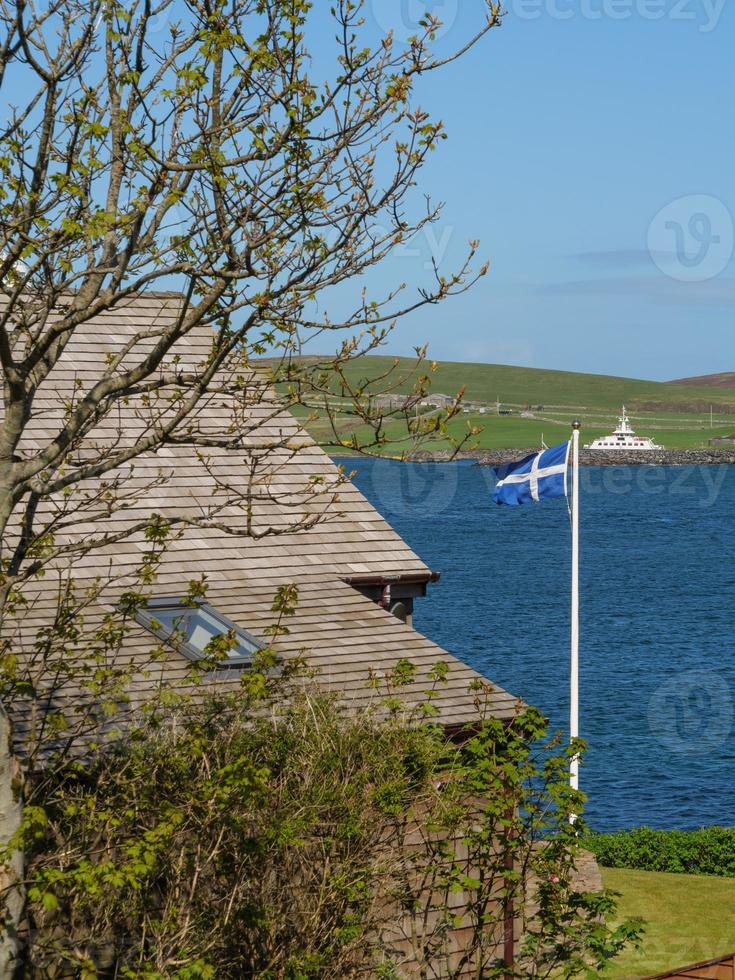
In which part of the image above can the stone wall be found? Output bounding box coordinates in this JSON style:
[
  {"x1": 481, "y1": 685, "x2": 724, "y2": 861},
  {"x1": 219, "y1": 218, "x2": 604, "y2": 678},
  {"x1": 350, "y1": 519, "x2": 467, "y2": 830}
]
[{"x1": 406, "y1": 448, "x2": 735, "y2": 467}]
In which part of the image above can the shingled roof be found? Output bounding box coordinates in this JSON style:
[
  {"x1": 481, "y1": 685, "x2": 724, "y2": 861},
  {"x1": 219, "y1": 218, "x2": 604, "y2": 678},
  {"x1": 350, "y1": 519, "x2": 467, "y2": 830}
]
[{"x1": 3, "y1": 293, "x2": 518, "y2": 738}]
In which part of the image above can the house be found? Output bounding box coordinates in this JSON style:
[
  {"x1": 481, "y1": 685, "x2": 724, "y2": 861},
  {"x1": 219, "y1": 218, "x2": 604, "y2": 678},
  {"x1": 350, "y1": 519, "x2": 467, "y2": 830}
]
[
  {"x1": 460, "y1": 400, "x2": 490, "y2": 415},
  {"x1": 1, "y1": 295, "x2": 519, "y2": 727},
  {"x1": 709, "y1": 435, "x2": 735, "y2": 446},
  {"x1": 420, "y1": 392, "x2": 454, "y2": 409},
  {"x1": 0, "y1": 294, "x2": 521, "y2": 974},
  {"x1": 372, "y1": 392, "x2": 420, "y2": 411}
]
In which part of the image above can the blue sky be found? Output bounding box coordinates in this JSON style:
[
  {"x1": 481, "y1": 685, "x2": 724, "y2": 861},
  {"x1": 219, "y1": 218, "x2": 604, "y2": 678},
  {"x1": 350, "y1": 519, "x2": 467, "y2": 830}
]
[{"x1": 328, "y1": 0, "x2": 735, "y2": 380}]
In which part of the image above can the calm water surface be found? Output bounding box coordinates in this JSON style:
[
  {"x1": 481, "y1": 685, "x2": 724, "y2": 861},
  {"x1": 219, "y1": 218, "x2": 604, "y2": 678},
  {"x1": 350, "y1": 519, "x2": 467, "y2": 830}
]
[{"x1": 347, "y1": 458, "x2": 735, "y2": 832}]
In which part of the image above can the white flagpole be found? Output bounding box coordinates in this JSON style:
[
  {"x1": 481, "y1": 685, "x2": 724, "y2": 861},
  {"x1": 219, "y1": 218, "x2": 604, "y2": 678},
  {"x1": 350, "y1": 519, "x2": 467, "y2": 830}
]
[{"x1": 570, "y1": 420, "x2": 581, "y2": 796}]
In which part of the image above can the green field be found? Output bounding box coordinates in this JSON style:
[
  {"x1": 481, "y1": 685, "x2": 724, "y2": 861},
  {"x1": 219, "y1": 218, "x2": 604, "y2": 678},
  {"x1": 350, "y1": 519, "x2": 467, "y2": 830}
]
[
  {"x1": 395, "y1": 414, "x2": 728, "y2": 451},
  {"x1": 602, "y1": 868, "x2": 735, "y2": 978},
  {"x1": 283, "y1": 355, "x2": 735, "y2": 452}
]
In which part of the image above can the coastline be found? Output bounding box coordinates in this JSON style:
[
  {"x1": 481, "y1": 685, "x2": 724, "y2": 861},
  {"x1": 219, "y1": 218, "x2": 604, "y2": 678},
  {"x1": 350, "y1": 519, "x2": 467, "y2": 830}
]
[{"x1": 332, "y1": 449, "x2": 735, "y2": 466}]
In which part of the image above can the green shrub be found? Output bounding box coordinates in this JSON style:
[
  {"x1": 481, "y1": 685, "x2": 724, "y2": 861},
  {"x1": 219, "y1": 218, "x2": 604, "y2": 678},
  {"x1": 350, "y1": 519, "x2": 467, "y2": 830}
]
[
  {"x1": 585, "y1": 826, "x2": 735, "y2": 877},
  {"x1": 8, "y1": 678, "x2": 642, "y2": 979},
  {"x1": 1, "y1": 570, "x2": 642, "y2": 977}
]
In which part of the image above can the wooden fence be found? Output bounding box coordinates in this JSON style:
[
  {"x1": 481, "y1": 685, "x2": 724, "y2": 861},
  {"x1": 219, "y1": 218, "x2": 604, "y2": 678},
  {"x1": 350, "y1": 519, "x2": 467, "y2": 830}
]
[{"x1": 644, "y1": 953, "x2": 735, "y2": 979}]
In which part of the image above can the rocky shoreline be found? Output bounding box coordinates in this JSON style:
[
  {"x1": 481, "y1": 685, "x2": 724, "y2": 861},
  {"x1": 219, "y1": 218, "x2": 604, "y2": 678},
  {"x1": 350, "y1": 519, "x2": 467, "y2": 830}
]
[{"x1": 405, "y1": 448, "x2": 735, "y2": 466}]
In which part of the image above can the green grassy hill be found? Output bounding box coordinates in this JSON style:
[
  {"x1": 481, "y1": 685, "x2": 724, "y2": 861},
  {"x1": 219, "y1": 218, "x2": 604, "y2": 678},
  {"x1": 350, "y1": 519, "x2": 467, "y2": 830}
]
[
  {"x1": 278, "y1": 355, "x2": 735, "y2": 452},
  {"x1": 320, "y1": 355, "x2": 735, "y2": 413}
]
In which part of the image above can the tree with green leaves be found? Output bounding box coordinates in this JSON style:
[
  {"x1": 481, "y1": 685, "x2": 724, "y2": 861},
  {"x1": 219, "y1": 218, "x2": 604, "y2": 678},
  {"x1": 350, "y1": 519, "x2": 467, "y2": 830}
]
[
  {"x1": 0, "y1": 3, "x2": 643, "y2": 976},
  {"x1": 0, "y1": 0, "x2": 496, "y2": 590},
  {"x1": 0, "y1": 0, "x2": 501, "y2": 862}
]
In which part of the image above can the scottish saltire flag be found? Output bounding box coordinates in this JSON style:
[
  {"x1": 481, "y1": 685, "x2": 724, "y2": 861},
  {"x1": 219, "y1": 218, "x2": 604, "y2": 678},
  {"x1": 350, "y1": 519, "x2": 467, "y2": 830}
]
[{"x1": 493, "y1": 441, "x2": 570, "y2": 506}]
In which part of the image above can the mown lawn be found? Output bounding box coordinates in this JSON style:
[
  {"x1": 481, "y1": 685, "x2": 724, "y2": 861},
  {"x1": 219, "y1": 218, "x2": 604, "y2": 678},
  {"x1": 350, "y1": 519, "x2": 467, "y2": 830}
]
[{"x1": 602, "y1": 868, "x2": 735, "y2": 978}]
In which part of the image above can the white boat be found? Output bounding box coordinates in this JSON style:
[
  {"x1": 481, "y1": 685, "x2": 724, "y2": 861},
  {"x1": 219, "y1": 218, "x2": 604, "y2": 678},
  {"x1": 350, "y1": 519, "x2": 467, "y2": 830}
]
[{"x1": 584, "y1": 406, "x2": 663, "y2": 451}]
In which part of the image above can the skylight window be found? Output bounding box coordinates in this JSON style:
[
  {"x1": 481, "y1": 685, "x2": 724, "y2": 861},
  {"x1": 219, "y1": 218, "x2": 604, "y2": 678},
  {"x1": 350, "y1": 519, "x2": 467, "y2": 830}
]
[{"x1": 137, "y1": 598, "x2": 262, "y2": 668}]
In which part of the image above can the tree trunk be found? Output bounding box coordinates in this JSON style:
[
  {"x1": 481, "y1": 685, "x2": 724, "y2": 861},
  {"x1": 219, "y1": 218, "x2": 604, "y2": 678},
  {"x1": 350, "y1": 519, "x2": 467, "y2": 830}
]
[{"x1": 0, "y1": 707, "x2": 23, "y2": 979}]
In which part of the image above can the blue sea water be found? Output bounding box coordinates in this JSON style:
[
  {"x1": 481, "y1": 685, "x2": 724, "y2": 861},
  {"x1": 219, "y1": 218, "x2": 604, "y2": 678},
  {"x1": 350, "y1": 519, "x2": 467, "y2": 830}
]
[{"x1": 347, "y1": 458, "x2": 735, "y2": 832}]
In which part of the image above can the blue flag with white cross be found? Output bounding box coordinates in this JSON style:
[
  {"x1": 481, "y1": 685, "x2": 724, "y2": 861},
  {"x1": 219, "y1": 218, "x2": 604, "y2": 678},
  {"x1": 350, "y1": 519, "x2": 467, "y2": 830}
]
[{"x1": 492, "y1": 441, "x2": 570, "y2": 506}]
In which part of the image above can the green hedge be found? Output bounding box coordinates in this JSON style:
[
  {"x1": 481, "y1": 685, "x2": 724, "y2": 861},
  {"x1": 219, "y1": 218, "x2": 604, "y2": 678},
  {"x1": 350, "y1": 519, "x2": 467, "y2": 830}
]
[{"x1": 585, "y1": 826, "x2": 735, "y2": 877}]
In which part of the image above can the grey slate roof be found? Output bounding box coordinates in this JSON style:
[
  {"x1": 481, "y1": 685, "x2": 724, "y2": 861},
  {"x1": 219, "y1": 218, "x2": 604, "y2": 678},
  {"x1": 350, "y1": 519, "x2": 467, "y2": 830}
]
[{"x1": 3, "y1": 293, "x2": 519, "y2": 731}]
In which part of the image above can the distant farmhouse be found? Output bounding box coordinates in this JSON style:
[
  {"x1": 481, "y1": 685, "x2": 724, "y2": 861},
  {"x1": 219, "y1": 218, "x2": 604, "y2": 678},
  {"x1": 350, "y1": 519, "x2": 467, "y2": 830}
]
[
  {"x1": 462, "y1": 400, "x2": 488, "y2": 414},
  {"x1": 420, "y1": 392, "x2": 454, "y2": 409},
  {"x1": 372, "y1": 392, "x2": 421, "y2": 411}
]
